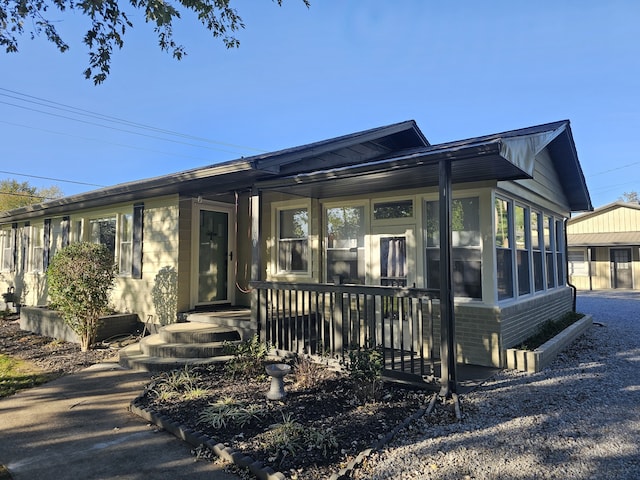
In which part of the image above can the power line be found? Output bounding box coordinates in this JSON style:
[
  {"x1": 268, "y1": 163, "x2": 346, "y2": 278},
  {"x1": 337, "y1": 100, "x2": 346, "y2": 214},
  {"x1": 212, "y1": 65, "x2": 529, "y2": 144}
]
[
  {"x1": 0, "y1": 88, "x2": 267, "y2": 154},
  {"x1": 0, "y1": 170, "x2": 105, "y2": 187}
]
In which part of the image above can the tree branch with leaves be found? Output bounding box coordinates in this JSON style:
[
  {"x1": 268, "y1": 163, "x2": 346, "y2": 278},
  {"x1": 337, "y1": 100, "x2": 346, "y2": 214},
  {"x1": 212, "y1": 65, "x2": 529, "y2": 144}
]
[{"x1": 1, "y1": 0, "x2": 309, "y2": 84}]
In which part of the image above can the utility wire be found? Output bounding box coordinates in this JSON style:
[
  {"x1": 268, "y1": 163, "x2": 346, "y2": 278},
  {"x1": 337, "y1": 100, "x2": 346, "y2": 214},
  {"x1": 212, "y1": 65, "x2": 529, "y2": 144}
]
[
  {"x1": 0, "y1": 88, "x2": 267, "y2": 154},
  {"x1": 0, "y1": 170, "x2": 104, "y2": 187}
]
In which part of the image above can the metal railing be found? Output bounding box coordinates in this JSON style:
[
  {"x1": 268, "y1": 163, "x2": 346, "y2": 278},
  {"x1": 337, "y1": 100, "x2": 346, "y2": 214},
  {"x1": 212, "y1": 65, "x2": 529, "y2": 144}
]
[{"x1": 250, "y1": 281, "x2": 439, "y2": 380}]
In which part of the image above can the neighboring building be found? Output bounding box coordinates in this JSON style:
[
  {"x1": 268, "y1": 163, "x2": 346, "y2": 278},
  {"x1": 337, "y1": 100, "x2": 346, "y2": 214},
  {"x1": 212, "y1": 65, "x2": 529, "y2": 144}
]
[
  {"x1": 0, "y1": 119, "x2": 592, "y2": 370},
  {"x1": 567, "y1": 201, "x2": 640, "y2": 290}
]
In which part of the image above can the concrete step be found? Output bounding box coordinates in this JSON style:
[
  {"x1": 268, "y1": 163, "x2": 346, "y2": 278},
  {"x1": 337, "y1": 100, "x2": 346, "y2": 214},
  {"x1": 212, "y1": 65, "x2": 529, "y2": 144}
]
[
  {"x1": 118, "y1": 321, "x2": 245, "y2": 372},
  {"x1": 186, "y1": 310, "x2": 255, "y2": 341},
  {"x1": 140, "y1": 335, "x2": 238, "y2": 358},
  {"x1": 118, "y1": 342, "x2": 234, "y2": 373},
  {"x1": 160, "y1": 323, "x2": 241, "y2": 344}
]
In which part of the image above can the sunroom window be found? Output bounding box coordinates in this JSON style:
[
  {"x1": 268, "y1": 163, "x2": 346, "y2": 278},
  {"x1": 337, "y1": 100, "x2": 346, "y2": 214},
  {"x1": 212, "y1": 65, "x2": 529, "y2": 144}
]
[
  {"x1": 495, "y1": 197, "x2": 513, "y2": 300},
  {"x1": 531, "y1": 212, "x2": 544, "y2": 291},
  {"x1": 515, "y1": 204, "x2": 531, "y2": 296},
  {"x1": 425, "y1": 197, "x2": 481, "y2": 298},
  {"x1": 326, "y1": 206, "x2": 365, "y2": 284},
  {"x1": 278, "y1": 208, "x2": 309, "y2": 273},
  {"x1": 544, "y1": 216, "x2": 555, "y2": 289}
]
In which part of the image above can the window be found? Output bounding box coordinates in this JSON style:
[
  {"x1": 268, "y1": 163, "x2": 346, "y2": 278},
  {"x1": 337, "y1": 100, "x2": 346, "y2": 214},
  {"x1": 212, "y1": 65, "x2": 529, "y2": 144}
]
[
  {"x1": 544, "y1": 216, "x2": 555, "y2": 289},
  {"x1": 278, "y1": 207, "x2": 309, "y2": 273},
  {"x1": 119, "y1": 213, "x2": 133, "y2": 276},
  {"x1": 29, "y1": 224, "x2": 43, "y2": 272},
  {"x1": 495, "y1": 197, "x2": 513, "y2": 300},
  {"x1": 515, "y1": 205, "x2": 531, "y2": 295},
  {"x1": 425, "y1": 197, "x2": 481, "y2": 298},
  {"x1": 373, "y1": 199, "x2": 413, "y2": 220},
  {"x1": 568, "y1": 250, "x2": 588, "y2": 276},
  {"x1": 0, "y1": 227, "x2": 14, "y2": 272},
  {"x1": 326, "y1": 206, "x2": 365, "y2": 283},
  {"x1": 531, "y1": 212, "x2": 544, "y2": 291},
  {"x1": 90, "y1": 217, "x2": 117, "y2": 259},
  {"x1": 380, "y1": 236, "x2": 407, "y2": 287},
  {"x1": 555, "y1": 219, "x2": 565, "y2": 286}
]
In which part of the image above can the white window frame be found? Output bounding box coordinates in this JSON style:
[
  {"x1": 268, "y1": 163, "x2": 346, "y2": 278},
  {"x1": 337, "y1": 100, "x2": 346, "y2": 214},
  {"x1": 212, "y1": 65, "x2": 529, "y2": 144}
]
[
  {"x1": 568, "y1": 249, "x2": 588, "y2": 277},
  {"x1": 323, "y1": 201, "x2": 368, "y2": 284},
  {"x1": 0, "y1": 226, "x2": 13, "y2": 272},
  {"x1": 29, "y1": 224, "x2": 44, "y2": 273},
  {"x1": 118, "y1": 213, "x2": 133, "y2": 277},
  {"x1": 273, "y1": 201, "x2": 311, "y2": 277}
]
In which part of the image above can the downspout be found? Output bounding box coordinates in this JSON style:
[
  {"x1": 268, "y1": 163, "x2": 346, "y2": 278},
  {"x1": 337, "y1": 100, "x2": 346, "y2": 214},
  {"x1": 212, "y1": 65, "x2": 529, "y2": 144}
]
[{"x1": 564, "y1": 218, "x2": 577, "y2": 312}]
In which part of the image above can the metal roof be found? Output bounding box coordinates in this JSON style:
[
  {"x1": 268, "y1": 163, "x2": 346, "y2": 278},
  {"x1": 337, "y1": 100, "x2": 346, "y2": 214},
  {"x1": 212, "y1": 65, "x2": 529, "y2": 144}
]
[
  {"x1": 568, "y1": 232, "x2": 640, "y2": 247},
  {"x1": 0, "y1": 119, "x2": 593, "y2": 223}
]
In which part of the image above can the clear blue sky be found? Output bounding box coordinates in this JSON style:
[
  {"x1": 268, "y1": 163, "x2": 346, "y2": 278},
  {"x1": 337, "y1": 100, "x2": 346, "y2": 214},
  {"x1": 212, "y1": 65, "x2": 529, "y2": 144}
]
[{"x1": 1, "y1": 0, "x2": 639, "y2": 209}]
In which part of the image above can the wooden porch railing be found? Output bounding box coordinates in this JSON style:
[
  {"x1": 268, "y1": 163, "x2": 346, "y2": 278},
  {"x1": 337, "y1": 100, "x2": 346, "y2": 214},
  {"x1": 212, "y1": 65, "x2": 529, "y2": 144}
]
[{"x1": 250, "y1": 281, "x2": 440, "y2": 381}]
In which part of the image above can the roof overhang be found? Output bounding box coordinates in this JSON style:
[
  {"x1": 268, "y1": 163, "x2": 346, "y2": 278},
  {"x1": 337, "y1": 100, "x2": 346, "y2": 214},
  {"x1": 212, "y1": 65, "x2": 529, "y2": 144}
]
[
  {"x1": 568, "y1": 232, "x2": 640, "y2": 247},
  {"x1": 255, "y1": 139, "x2": 533, "y2": 198}
]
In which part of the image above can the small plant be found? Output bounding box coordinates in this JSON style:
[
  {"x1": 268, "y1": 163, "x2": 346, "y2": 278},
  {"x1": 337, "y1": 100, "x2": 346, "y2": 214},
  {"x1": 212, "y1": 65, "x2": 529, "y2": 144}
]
[
  {"x1": 262, "y1": 412, "x2": 339, "y2": 459},
  {"x1": 516, "y1": 312, "x2": 585, "y2": 351},
  {"x1": 343, "y1": 344, "x2": 384, "y2": 401},
  {"x1": 197, "y1": 397, "x2": 267, "y2": 429},
  {"x1": 223, "y1": 335, "x2": 270, "y2": 379},
  {"x1": 292, "y1": 354, "x2": 327, "y2": 389},
  {"x1": 149, "y1": 366, "x2": 207, "y2": 401}
]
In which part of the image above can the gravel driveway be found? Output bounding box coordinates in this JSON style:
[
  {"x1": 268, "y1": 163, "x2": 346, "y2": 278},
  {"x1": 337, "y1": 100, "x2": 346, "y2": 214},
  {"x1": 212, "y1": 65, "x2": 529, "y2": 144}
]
[{"x1": 355, "y1": 290, "x2": 640, "y2": 479}]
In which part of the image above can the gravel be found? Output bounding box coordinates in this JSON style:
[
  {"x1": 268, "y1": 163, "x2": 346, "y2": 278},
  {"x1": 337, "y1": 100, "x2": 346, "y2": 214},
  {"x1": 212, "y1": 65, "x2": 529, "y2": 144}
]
[{"x1": 353, "y1": 290, "x2": 640, "y2": 480}]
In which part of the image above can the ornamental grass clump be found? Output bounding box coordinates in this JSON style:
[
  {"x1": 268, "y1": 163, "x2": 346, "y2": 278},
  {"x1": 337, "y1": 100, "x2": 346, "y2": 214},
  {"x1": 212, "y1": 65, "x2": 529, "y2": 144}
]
[{"x1": 46, "y1": 242, "x2": 117, "y2": 351}]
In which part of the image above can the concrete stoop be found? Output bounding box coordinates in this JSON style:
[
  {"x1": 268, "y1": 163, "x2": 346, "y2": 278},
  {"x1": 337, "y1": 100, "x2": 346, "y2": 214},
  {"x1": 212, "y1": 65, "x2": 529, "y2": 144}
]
[{"x1": 119, "y1": 322, "x2": 242, "y2": 372}]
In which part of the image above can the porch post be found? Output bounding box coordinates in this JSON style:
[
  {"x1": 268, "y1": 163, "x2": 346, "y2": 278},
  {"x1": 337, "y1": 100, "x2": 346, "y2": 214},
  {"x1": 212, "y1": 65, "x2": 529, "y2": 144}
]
[
  {"x1": 438, "y1": 159, "x2": 457, "y2": 397},
  {"x1": 250, "y1": 190, "x2": 264, "y2": 338}
]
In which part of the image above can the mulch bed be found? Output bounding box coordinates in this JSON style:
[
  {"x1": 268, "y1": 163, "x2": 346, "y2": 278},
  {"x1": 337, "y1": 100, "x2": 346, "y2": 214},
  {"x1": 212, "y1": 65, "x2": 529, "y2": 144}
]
[{"x1": 135, "y1": 363, "x2": 437, "y2": 479}]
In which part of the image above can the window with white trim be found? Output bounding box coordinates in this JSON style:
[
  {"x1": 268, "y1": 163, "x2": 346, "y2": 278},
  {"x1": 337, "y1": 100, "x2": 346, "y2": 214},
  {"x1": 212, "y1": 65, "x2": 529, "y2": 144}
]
[
  {"x1": 29, "y1": 224, "x2": 44, "y2": 272},
  {"x1": 90, "y1": 217, "x2": 117, "y2": 260},
  {"x1": 568, "y1": 249, "x2": 588, "y2": 276},
  {"x1": 0, "y1": 227, "x2": 13, "y2": 272},
  {"x1": 544, "y1": 216, "x2": 555, "y2": 289},
  {"x1": 532, "y1": 212, "x2": 544, "y2": 291},
  {"x1": 277, "y1": 207, "x2": 309, "y2": 273},
  {"x1": 555, "y1": 219, "x2": 565, "y2": 286},
  {"x1": 495, "y1": 197, "x2": 514, "y2": 300},
  {"x1": 515, "y1": 204, "x2": 531, "y2": 296},
  {"x1": 326, "y1": 205, "x2": 365, "y2": 284},
  {"x1": 119, "y1": 213, "x2": 133, "y2": 277},
  {"x1": 425, "y1": 197, "x2": 481, "y2": 298}
]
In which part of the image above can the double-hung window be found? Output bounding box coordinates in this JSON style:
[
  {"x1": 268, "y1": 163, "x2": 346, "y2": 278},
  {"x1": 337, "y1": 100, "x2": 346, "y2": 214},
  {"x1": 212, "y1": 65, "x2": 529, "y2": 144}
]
[
  {"x1": 119, "y1": 213, "x2": 133, "y2": 277},
  {"x1": 326, "y1": 205, "x2": 365, "y2": 284},
  {"x1": 425, "y1": 197, "x2": 481, "y2": 298},
  {"x1": 29, "y1": 224, "x2": 44, "y2": 273},
  {"x1": 0, "y1": 227, "x2": 14, "y2": 272},
  {"x1": 277, "y1": 207, "x2": 309, "y2": 274},
  {"x1": 90, "y1": 217, "x2": 117, "y2": 260}
]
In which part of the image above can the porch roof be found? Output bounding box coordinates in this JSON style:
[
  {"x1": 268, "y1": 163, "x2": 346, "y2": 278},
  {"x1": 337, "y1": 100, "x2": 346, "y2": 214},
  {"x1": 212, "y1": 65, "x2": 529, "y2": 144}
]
[{"x1": 255, "y1": 120, "x2": 593, "y2": 212}]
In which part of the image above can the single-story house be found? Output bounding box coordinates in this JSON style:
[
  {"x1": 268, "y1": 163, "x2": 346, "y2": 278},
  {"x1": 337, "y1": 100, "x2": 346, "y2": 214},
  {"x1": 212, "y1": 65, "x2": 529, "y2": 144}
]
[
  {"x1": 0, "y1": 119, "x2": 592, "y2": 381},
  {"x1": 567, "y1": 201, "x2": 640, "y2": 290}
]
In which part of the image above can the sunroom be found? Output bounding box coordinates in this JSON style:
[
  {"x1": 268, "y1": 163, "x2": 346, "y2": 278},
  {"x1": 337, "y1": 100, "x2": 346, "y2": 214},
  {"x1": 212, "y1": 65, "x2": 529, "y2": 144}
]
[{"x1": 247, "y1": 120, "x2": 592, "y2": 392}]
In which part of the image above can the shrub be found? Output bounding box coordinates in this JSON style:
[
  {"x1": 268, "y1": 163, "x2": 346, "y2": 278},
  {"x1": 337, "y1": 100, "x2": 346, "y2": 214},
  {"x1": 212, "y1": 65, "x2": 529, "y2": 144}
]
[
  {"x1": 516, "y1": 311, "x2": 585, "y2": 350},
  {"x1": 223, "y1": 335, "x2": 270, "y2": 379},
  {"x1": 343, "y1": 344, "x2": 384, "y2": 401},
  {"x1": 46, "y1": 242, "x2": 117, "y2": 351}
]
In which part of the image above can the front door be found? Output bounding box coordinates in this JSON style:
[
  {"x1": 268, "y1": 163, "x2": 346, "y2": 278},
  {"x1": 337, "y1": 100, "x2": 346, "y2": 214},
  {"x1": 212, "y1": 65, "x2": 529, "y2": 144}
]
[
  {"x1": 192, "y1": 204, "x2": 235, "y2": 308},
  {"x1": 610, "y1": 248, "x2": 633, "y2": 289}
]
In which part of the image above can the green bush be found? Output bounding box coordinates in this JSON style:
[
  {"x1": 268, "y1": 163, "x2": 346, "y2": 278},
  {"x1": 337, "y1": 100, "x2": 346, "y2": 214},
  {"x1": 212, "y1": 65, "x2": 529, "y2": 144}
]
[
  {"x1": 46, "y1": 242, "x2": 117, "y2": 351},
  {"x1": 516, "y1": 311, "x2": 585, "y2": 351},
  {"x1": 344, "y1": 344, "x2": 384, "y2": 401},
  {"x1": 223, "y1": 335, "x2": 270, "y2": 379}
]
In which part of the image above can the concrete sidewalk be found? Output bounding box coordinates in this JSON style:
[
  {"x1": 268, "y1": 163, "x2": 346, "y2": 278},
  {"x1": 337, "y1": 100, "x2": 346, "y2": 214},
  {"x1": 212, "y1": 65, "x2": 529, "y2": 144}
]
[{"x1": 0, "y1": 362, "x2": 241, "y2": 480}]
